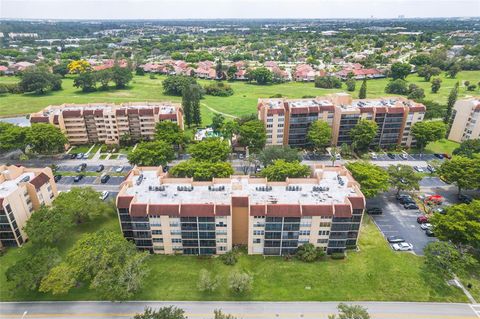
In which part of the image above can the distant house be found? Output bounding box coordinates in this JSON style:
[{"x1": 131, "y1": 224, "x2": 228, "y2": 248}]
[
  {"x1": 293, "y1": 64, "x2": 325, "y2": 81},
  {"x1": 335, "y1": 68, "x2": 385, "y2": 80},
  {"x1": 0, "y1": 65, "x2": 9, "y2": 74},
  {"x1": 234, "y1": 69, "x2": 248, "y2": 80},
  {"x1": 11, "y1": 61, "x2": 35, "y2": 72}
]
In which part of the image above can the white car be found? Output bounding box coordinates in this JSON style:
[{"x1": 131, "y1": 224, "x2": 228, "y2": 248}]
[
  {"x1": 420, "y1": 223, "x2": 432, "y2": 230},
  {"x1": 100, "y1": 191, "x2": 109, "y2": 201},
  {"x1": 115, "y1": 167, "x2": 123, "y2": 173},
  {"x1": 335, "y1": 154, "x2": 341, "y2": 160},
  {"x1": 413, "y1": 166, "x2": 425, "y2": 172},
  {"x1": 371, "y1": 152, "x2": 378, "y2": 160},
  {"x1": 392, "y1": 242, "x2": 413, "y2": 251},
  {"x1": 400, "y1": 153, "x2": 408, "y2": 160}
]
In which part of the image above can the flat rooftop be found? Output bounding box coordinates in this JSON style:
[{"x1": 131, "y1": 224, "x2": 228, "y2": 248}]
[
  {"x1": 0, "y1": 171, "x2": 34, "y2": 198},
  {"x1": 124, "y1": 169, "x2": 359, "y2": 206},
  {"x1": 37, "y1": 102, "x2": 179, "y2": 116}
]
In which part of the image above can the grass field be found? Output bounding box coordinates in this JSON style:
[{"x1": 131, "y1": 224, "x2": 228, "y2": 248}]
[
  {"x1": 0, "y1": 215, "x2": 467, "y2": 302},
  {"x1": 424, "y1": 139, "x2": 460, "y2": 155},
  {"x1": 1, "y1": 71, "x2": 479, "y2": 125}
]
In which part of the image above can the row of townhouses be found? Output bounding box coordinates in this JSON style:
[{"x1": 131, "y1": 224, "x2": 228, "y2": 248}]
[{"x1": 116, "y1": 165, "x2": 366, "y2": 256}]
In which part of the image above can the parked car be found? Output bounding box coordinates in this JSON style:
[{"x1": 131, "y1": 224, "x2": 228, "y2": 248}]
[
  {"x1": 100, "y1": 174, "x2": 110, "y2": 184},
  {"x1": 400, "y1": 153, "x2": 408, "y2": 160},
  {"x1": 76, "y1": 163, "x2": 87, "y2": 173},
  {"x1": 427, "y1": 164, "x2": 436, "y2": 173},
  {"x1": 434, "y1": 153, "x2": 444, "y2": 159},
  {"x1": 417, "y1": 215, "x2": 429, "y2": 224},
  {"x1": 420, "y1": 223, "x2": 432, "y2": 230},
  {"x1": 404, "y1": 203, "x2": 419, "y2": 209},
  {"x1": 425, "y1": 194, "x2": 444, "y2": 205},
  {"x1": 443, "y1": 153, "x2": 452, "y2": 160},
  {"x1": 70, "y1": 153, "x2": 77, "y2": 159},
  {"x1": 96, "y1": 164, "x2": 105, "y2": 172},
  {"x1": 413, "y1": 166, "x2": 424, "y2": 172},
  {"x1": 387, "y1": 153, "x2": 396, "y2": 159},
  {"x1": 371, "y1": 152, "x2": 378, "y2": 160},
  {"x1": 432, "y1": 207, "x2": 445, "y2": 214},
  {"x1": 396, "y1": 193, "x2": 411, "y2": 201},
  {"x1": 100, "y1": 191, "x2": 109, "y2": 201},
  {"x1": 387, "y1": 236, "x2": 405, "y2": 243},
  {"x1": 83, "y1": 153, "x2": 89, "y2": 159},
  {"x1": 73, "y1": 174, "x2": 84, "y2": 183},
  {"x1": 392, "y1": 242, "x2": 413, "y2": 251},
  {"x1": 54, "y1": 175, "x2": 62, "y2": 182},
  {"x1": 115, "y1": 167, "x2": 123, "y2": 173},
  {"x1": 76, "y1": 153, "x2": 84, "y2": 159},
  {"x1": 425, "y1": 229, "x2": 435, "y2": 237},
  {"x1": 335, "y1": 154, "x2": 341, "y2": 160},
  {"x1": 458, "y1": 194, "x2": 473, "y2": 204},
  {"x1": 367, "y1": 207, "x2": 383, "y2": 215}
]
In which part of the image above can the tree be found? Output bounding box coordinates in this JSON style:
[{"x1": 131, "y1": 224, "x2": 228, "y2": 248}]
[
  {"x1": 169, "y1": 160, "x2": 234, "y2": 181},
  {"x1": 417, "y1": 65, "x2": 441, "y2": 82},
  {"x1": 345, "y1": 78, "x2": 356, "y2": 92},
  {"x1": 155, "y1": 121, "x2": 187, "y2": 148},
  {"x1": 111, "y1": 66, "x2": 133, "y2": 89},
  {"x1": 411, "y1": 121, "x2": 446, "y2": 152},
  {"x1": 423, "y1": 241, "x2": 477, "y2": 280},
  {"x1": 221, "y1": 120, "x2": 240, "y2": 147},
  {"x1": 258, "y1": 145, "x2": 300, "y2": 167},
  {"x1": 260, "y1": 160, "x2": 311, "y2": 181},
  {"x1": 41, "y1": 230, "x2": 149, "y2": 300},
  {"x1": 444, "y1": 82, "x2": 459, "y2": 124},
  {"x1": 296, "y1": 243, "x2": 325, "y2": 262},
  {"x1": 429, "y1": 200, "x2": 480, "y2": 250},
  {"x1": 437, "y1": 156, "x2": 480, "y2": 194},
  {"x1": 328, "y1": 303, "x2": 370, "y2": 319},
  {"x1": 431, "y1": 77, "x2": 442, "y2": 93},
  {"x1": 39, "y1": 263, "x2": 77, "y2": 295},
  {"x1": 211, "y1": 114, "x2": 225, "y2": 133},
  {"x1": 228, "y1": 271, "x2": 252, "y2": 294},
  {"x1": 214, "y1": 310, "x2": 237, "y2": 319},
  {"x1": 6, "y1": 247, "x2": 61, "y2": 292},
  {"x1": 346, "y1": 161, "x2": 390, "y2": 198},
  {"x1": 127, "y1": 141, "x2": 175, "y2": 167},
  {"x1": 182, "y1": 84, "x2": 202, "y2": 127},
  {"x1": 52, "y1": 61, "x2": 69, "y2": 77},
  {"x1": 358, "y1": 79, "x2": 367, "y2": 99},
  {"x1": 67, "y1": 60, "x2": 91, "y2": 74},
  {"x1": 189, "y1": 138, "x2": 230, "y2": 162},
  {"x1": 204, "y1": 82, "x2": 234, "y2": 97},
  {"x1": 314, "y1": 76, "x2": 342, "y2": 89},
  {"x1": 24, "y1": 207, "x2": 74, "y2": 244},
  {"x1": 237, "y1": 120, "x2": 267, "y2": 153},
  {"x1": 135, "y1": 66, "x2": 145, "y2": 76},
  {"x1": 133, "y1": 307, "x2": 186, "y2": 319},
  {"x1": 96, "y1": 69, "x2": 112, "y2": 90},
  {"x1": 387, "y1": 164, "x2": 422, "y2": 195},
  {"x1": 410, "y1": 54, "x2": 431, "y2": 66},
  {"x1": 53, "y1": 187, "x2": 112, "y2": 224},
  {"x1": 26, "y1": 123, "x2": 67, "y2": 154},
  {"x1": 0, "y1": 122, "x2": 27, "y2": 152},
  {"x1": 385, "y1": 79, "x2": 408, "y2": 95},
  {"x1": 350, "y1": 119, "x2": 378, "y2": 152},
  {"x1": 452, "y1": 139, "x2": 480, "y2": 158},
  {"x1": 227, "y1": 65, "x2": 237, "y2": 81},
  {"x1": 407, "y1": 84, "x2": 425, "y2": 100},
  {"x1": 197, "y1": 269, "x2": 220, "y2": 292},
  {"x1": 73, "y1": 71, "x2": 97, "y2": 92},
  {"x1": 19, "y1": 69, "x2": 62, "y2": 94},
  {"x1": 390, "y1": 62, "x2": 411, "y2": 80},
  {"x1": 162, "y1": 75, "x2": 198, "y2": 96},
  {"x1": 307, "y1": 120, "x2": 332, "y2": 152},
  {"x1": 216, "y1": 59, "x2": 224, "y2": 79},
  {"x1": 248, "y1": 67, "x2": 273, "y2": 85},
  {"x1": 446, "y1": 63, "x2": 461, "y2": 78}
]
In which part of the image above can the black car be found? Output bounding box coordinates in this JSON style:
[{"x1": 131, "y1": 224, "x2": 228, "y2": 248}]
[
  {"x1": 404, "y1": 203, "x2": 419, "y2": 209},
  {"x1": 76, "y1": 163, "x2": 87, "y2": 173},
  {"x1": 434, "y1": 153, "x2": 445, "y2": 159},
  {"x1": 367, "y1": 207, "x2": 383, "y2": 215},
  {"x1": 458, "y1": 194, "x2": 473, "y2": 204},
  {"x1": 54, "y1": 175, "x2": 62, "y2": 182},
  {"x1": 70, "y1": 153, "x2": 77, "y2": 159},
  {"x1": 96, "y1": 164, "x2": 105, "y2": 172},
  {"x1": 100, "y1": 174, "x2": 110, "y2": 184},
  {"x1": 73, "y1": 174, "x2": 84, "y2": 182},
  {"x1": 399, "y1": 196, "x2": 414, "y2": 204},
  {"x1": 425, "y1": 229, "x2": 435, "y2": 237},
  {"x1": 387, "y1": 236, "x2": 405, "y2": 243},
  {"x1": 387, "y1": 153, "x2": 396, "y2": 159},
  {"x1": 396, "y1": 194, "x2": 410, "y2": 201}
]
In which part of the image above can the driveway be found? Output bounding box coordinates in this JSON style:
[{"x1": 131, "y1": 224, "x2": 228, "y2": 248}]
[{"x1": 367, "y1": 191, "x2": 437, "y2": 255}]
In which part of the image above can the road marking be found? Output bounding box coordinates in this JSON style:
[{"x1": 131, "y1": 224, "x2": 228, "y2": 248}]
[{"x1": 470, "y1": 304, "x2": 480, "y2": 318}]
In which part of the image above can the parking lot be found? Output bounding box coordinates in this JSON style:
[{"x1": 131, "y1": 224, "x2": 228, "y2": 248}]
[
  {"x1": 371, "y1": 153, "x2": 444, "y2": 162},
  {"x1": 57, "y1": 164, "x2": 132, "y2": 173},
  {"x1": 367, "y1": 191, "x2": 437, "y2": 255}
]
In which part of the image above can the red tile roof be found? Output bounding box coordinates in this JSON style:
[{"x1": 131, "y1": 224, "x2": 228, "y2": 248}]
[
  {"x1": 232, "y1": 196, "x2": 249, "y2": 207},
  {"x1": 267, "y1": 204, "x2": 301, "y2": 217},
  {"x1": 387, "y1": 107, "x2": 406, "y2": 114},
  {"x1": 130, "y1": 203, "x2": 148, "y2": 217},
  {"x1": 180, "y1": 204, "x2": 215, "y2": 216},
  {"x1": 409, "y1": 105, "x2": 426, "y2": 112},
  {"x1": 30, "y1": 116, "x2": 49, "y2": 123},
  {"x1": 62, "y1": 110, "x2": 82, "y2": 118},
  {"x1": 348, "y1": 196, "x2": 365, "y2": 210},
  {"x1": 301, "y1": 204, "x2": 334, "y2": 216},
  {"x1": 250, "y1": 204, "x2": 266, "y2": 216},
  {"x1": 148, "y1": 204, "x2": 179, "y2": 216},
  {"x1": 139, "y1": 108, "x2": 154, "y2": 116},
  {"x1": 215, "y1": 204, "x2": 231, "y2": 216},
  {"x1": 117, "y1": 195, "x2": 134, "y2": 209},
  {"x1": 334, "y1": 204, "x2": 352, "y2": 217},
  {"x1": 159, "y1": 114, "x2": 177, "y2": 120},
  {"x1": 29, "y1": 172, "x2": 50, "y2": 189}
]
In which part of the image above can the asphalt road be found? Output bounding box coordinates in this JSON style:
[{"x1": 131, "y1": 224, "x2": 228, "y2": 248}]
[{"x1": 0, "y1": 301, "x2": 478, "y2": 319}]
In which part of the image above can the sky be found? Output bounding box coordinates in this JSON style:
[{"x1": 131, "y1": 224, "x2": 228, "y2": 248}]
[{"x1": 1, "y1": 0, "x2": 479, "y2": 20}]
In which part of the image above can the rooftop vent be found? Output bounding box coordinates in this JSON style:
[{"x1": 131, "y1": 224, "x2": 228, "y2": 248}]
[
  {"x1": 177, "y1": 185, "x2": 194, "y2": 192},
  {"x1": 286, "y1": 185, "x2": 302, "y2": 191},
  {"x1": 255, "y1": 186, "x2": 272, "y2": 192},
  {"x1": 208, "y1": 185, "x2": 225, "y2": 191},
  {"x1": 136, "y1": 174, "x2": 144, "y2": 186},
  {"x1": 19, "y1": 176, "x2": 31, "y2": 183},
  {"x1": 313, "y1": 186, "x2": 329, "y2": 192},
  {"x1": 149, "y1": 186, "x2": 165, "y2": 191}
]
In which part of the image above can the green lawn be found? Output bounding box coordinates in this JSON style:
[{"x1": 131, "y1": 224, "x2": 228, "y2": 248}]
[
  {"x1": 0, "y1": 215, "x2": 467, "y2": 302},
  {"x1": 424, "y1": 139, "x2": 460, "y2": 155},
  {"x1": 69, "y1": 144, "x2": 94, "y2": 154},
  {"x1": 1, "y1": 71, "x2": 480, "y2": 126}
]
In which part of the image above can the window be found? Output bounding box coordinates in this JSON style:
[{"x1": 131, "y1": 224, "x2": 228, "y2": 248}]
[
  {"x1": 299, "y1": 230, "x2": 310, "y2": 236},
  {"x1": 153, "y1": 238, "x2": 163, "y2": 243},
  {"x1": 253, "y1": 230, "x2": 264, "y2": 236},
  {"x1": 319, "y1": 222, "x2": 331, "y2": 227},
  {"x1": 317, "y1": 238, "x2": 328, "y2": 244},
  {"x1": 217, "y1": 238, "x2": 227, "y2": 243},
  {"x1": 253, "y1": 238, "x2": 261, "y2": 244},
  {"x1": 172, "y1": 238, "x2": 182, "y2": 243},
  {"x1": 319, "y1": 230, "x2": 330, "y2": 236},
  {"x1": 152, "y1": 230, "x2": 162, "y2": 235}
]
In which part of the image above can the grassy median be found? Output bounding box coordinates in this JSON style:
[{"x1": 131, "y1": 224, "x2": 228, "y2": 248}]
[{"x1": 0, "y1": 214, "x2": 467, "y2": 302}]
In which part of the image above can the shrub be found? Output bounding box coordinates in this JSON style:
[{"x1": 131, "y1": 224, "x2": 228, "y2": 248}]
[
  {"x1": 331, "y1": 252, "x2": 346, "y2": 260},
  {"x1": 296, "y1": 243, "x2": 326, "y2": 262},
  {"x1": 314, "y1": 76, "x2": 342, "y2": 89},
  {"x1": 220, "y1": 250, "x2": 237, "y2": 266},
  {"x1": 197, "y1": 269, "x2": 219, "y2": 292},
  {"x1": 228, "y1": 271, "x2": 252, "y2": 293},
  {"x1": 204, "y1": 82, "x2": 234, "y2": 97},
  {"x1": 0, "y1": 83, "x2": 23, "y2": 94},
  {"x1": 270, "y1": 93, "x2": 283, "y2": 98},
  {"x1": 385, "y1": 79, "x2": 408, "y2": 95}
]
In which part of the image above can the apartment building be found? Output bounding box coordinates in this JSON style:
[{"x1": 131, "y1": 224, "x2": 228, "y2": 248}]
[
  {"x1": 30, "y1": 102, "x2": 183, "y2": 145},
  {"x1": 0, "y1": 165, "x2": 58, "y2": 248},
  {"x1": 116, "y1": 165, "x2": 365, "y2": 256},
  {"x1": 258, "y1": 93, "x2": 426, "y2": 148},
  {"x1": 448, "y1": 98, "x2": 480, "y2": 143}
]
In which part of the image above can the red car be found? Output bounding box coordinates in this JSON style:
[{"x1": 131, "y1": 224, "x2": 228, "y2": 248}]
[
  {"x1": 443, "y1": 153, "x2": 452, "y2": 160},
  {"x1": 417, "y1": 216, "x2": 429, "y2": 224},
  {"x1": 425, "y1": 195, "x2": 444, "y2": 205}
]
